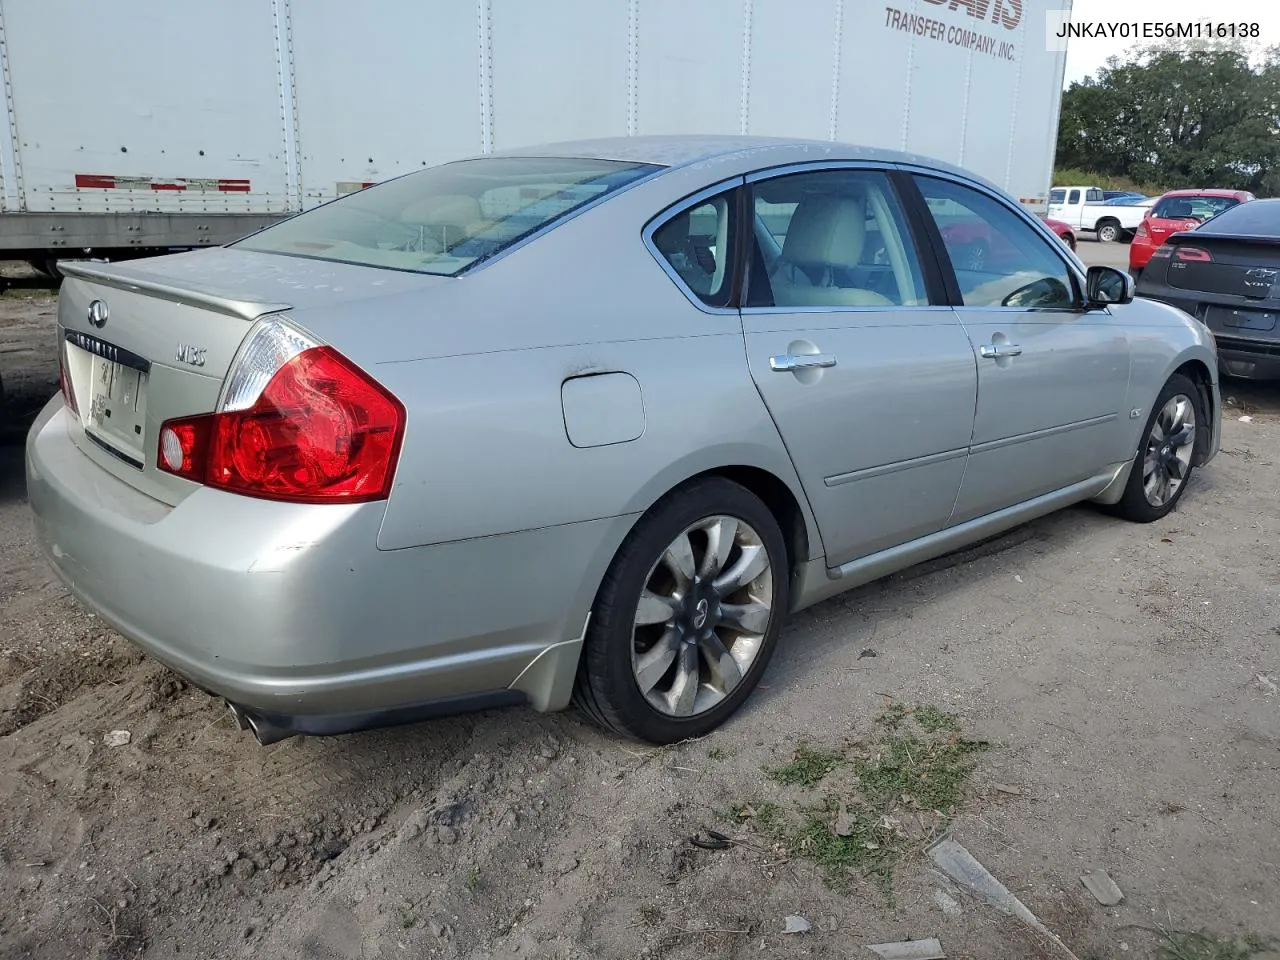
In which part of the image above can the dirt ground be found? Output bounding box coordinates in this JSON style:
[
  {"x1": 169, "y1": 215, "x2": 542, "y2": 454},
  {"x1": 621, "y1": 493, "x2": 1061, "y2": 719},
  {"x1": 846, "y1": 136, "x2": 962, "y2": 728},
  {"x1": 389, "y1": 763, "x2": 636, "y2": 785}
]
[{"x1": 2, "y1": 251, "x2": 1278, "y2": 960}]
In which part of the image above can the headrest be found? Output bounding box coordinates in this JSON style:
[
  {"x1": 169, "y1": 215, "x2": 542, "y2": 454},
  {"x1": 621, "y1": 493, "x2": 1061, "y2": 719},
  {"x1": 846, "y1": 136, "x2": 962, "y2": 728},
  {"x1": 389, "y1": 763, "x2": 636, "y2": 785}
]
[{"x1": 781, "y1": 192, "x2": 867, "y2": 266}]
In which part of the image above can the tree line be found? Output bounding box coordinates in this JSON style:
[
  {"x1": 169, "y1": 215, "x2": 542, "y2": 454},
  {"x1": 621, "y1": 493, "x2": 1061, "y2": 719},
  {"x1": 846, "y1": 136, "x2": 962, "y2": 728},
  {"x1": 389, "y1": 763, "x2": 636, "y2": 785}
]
[{"x1": 1057, "y1": 44, "x2": 1280, "y2": 196}]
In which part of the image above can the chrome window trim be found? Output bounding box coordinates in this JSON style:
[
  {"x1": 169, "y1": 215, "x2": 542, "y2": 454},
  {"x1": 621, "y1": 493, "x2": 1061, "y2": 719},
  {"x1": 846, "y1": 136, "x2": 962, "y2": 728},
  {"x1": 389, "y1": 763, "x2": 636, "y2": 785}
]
[
  {"x1": 743, "y1": 159, "x2": 892, "y2": 183},
  {"x1": 641, "y1": 176, "x2": 746, "y2": 317},
  {"x1": 740, "y1": 304, "x2": 953, "y2": 316}
]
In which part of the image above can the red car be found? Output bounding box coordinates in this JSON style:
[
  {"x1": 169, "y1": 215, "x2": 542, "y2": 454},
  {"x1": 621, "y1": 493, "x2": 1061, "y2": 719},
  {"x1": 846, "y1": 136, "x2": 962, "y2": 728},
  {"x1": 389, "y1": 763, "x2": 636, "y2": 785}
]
[
  {"x1": 1130, "y1": 189, "x2": 1254, "y2": 275},
  {"x1": 937, "y1": 214, "x2": 1077, "y2": 273},
  {"x1": 1040, "y1": 215, "x2": 1077, "y2": 251}
]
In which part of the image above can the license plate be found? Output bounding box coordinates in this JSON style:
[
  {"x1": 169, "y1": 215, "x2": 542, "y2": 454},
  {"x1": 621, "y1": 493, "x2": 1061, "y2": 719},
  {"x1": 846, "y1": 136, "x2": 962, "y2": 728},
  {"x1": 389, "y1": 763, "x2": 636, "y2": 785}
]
[
  {"x1": 1207, "y1": 305, "x2": 1277, "y2": 332},
  {"x1": 77, "y1": 346, "x2": 148, "y2": 466}
]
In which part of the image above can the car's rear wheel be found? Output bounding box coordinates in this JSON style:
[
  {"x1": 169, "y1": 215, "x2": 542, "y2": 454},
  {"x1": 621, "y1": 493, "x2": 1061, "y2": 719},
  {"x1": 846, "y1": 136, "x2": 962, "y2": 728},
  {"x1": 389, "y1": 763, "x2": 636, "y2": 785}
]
[
  {"x1": 573, "y1": 477, "x2": 789, "y2": 743},
  {"x1": 1111, "y1": 373, "x2": 1202, "y2": 522},
  {"x1": 1097, "y1": 219, "x2": 1121, "y2": 243}
]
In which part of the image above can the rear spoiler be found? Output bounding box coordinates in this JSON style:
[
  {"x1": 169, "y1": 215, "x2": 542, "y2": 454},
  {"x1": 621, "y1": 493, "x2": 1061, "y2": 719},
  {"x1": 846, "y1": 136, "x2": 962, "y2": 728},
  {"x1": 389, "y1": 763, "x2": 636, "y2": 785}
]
[{"x1": 57, "y1": 260, "x2": 292, "y2": 321}]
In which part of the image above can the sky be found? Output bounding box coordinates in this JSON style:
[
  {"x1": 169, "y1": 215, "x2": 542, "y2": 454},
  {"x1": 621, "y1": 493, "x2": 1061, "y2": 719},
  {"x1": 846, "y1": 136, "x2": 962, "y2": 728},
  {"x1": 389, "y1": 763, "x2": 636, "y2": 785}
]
[{"x1": 1061, "y1": 0, "x2": 1280, "y2": 86}]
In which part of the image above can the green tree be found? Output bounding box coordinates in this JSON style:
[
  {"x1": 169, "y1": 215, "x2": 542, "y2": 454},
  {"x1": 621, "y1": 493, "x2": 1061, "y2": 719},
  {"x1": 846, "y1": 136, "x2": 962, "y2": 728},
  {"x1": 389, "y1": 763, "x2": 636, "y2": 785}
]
[{"x1": 1057, "y1": 45, "x2": 1280, "y2": 195}]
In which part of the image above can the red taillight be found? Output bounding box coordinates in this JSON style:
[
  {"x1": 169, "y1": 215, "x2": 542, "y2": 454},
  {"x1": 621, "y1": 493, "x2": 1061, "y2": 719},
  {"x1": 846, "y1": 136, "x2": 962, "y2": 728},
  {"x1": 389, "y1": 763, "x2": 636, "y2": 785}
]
[
  {"x1": 1174, "y1": 246, "x2": 1212, "y2": 262},
  {"x1": 1135, "y1": 223, "x2": 1149, "y2": 239},
  {"x1": 58, "y1": 339, "x2": 79, "y2": 416},
  {"x1": 159, "y1": 345, "x2": 405, "y2": 503},
  {"x1": 1150, "y1": 244, "x2": 1173, "y2": 259}
]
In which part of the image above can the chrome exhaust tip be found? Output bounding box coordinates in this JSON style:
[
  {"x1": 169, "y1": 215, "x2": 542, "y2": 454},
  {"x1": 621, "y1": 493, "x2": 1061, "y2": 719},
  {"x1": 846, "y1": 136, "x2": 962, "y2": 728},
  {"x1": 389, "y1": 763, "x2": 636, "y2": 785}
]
[{"x1": 225, "y1": 701, "x2": 297, "y2": 746}]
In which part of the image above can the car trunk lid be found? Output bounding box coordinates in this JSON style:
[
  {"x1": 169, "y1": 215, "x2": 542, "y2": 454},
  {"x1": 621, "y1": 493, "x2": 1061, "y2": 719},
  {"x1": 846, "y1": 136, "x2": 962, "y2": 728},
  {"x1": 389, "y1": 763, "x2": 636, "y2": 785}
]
[
  {"x1": 1166, "y1": 236, "x2": 1280, "y2": 301},
  {"x1": 55, "y1": 250, "x2": 444, "y2": 506},
  {"x1": 1146, "y1": 216, "x2": 1199, "y2": 245}
]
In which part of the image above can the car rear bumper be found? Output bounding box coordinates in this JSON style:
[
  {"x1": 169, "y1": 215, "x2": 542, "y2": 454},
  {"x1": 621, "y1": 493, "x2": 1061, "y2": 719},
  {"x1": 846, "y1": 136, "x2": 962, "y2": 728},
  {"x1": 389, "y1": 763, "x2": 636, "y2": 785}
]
[
  {"x1": 26, "y1": 397, "x2": 633, "y2": 724},
  {"x1": 1215, "y1": 336, "x2": 1280, "y2": 380},
  {"x1": 1129, "y1": 239, "x2": 1156, "y2": 271}
]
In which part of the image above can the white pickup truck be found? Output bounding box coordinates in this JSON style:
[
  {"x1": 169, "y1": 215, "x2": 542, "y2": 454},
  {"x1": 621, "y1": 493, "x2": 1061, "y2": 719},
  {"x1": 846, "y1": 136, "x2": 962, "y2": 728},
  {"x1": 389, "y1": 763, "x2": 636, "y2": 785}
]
[{"x1": 1047, "y1": 186, "x2": 1150, "y2": 242}]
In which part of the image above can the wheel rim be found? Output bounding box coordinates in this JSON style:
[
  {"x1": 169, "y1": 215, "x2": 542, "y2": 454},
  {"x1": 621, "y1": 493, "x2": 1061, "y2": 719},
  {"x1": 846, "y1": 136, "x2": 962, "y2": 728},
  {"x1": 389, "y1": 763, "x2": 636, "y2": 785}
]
[
  {"x1": 1143, "y1": 394, "x2": 1196, "y2": 507},
  {"x1": 630, "y1": 515, "x2": 774, "y2": 718},
  {"x1": 1101, "y1": 225, "x2": 1116, "y2": 241}
]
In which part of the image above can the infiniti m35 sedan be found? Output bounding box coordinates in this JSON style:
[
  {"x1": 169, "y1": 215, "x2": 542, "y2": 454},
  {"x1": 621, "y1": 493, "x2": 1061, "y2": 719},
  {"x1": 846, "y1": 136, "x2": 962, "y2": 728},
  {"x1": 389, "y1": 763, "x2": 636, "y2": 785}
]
[{"x1": 27, "y1": 136, "x2": 1220, "y2": 745}]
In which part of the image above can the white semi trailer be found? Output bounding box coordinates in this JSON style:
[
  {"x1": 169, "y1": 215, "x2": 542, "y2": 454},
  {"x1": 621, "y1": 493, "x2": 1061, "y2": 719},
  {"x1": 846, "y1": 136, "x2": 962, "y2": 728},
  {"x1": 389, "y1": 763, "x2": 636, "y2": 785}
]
[{"x1": 0, "y1": 0, "x2": 1069, "y2": 269}]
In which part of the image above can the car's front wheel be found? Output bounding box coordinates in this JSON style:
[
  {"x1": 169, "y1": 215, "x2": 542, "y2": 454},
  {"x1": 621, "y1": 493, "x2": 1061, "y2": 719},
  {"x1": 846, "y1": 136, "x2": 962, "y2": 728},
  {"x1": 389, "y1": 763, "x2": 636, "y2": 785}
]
[
  {"x1": 1111, "y1": 373, "x2": 1203, "y2": 522},
  {"x1": 573, "y1": 477, "x2": 789, "y2": 743}
]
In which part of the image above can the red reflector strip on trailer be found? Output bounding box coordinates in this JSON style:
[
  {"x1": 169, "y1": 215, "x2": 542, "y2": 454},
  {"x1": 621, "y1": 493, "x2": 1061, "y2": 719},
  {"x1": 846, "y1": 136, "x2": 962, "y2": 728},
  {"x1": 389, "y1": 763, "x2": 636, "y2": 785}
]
[{"x1": 75, "y1": 174, "x2": 252, "y2": 193}]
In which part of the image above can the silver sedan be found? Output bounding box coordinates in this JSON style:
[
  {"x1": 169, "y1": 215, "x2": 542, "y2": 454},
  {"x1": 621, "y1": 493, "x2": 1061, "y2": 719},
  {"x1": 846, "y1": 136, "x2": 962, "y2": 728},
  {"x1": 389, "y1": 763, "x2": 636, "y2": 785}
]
[{"x1": 26, "y1": 136, "x2": 1221, "y2": 745}]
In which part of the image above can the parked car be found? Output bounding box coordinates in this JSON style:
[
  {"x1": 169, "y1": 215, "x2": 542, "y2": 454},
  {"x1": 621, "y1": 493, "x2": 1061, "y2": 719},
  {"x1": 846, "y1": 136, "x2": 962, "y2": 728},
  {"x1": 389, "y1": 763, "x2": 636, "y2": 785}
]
[
  {"x1": 1048, "y1": 185, "x2": 1147, "y2": 241},
  {"x1": 1130, "y1": 189, "x2": 1255, "y2": 277},
  {"x1": 1103, "y1": 195, "x2": 1148, "y2": 206},
  {"x1": 1134, "y1": 197, "x2": 1280, "y2": 379},
  {"x1": 27, "y1": 136, "x2": 1221, "y2": 746},
  {"x1": 1103, "y1": 191, "x2": 1146, "y2": 203},
  {"x1": 941, "y1": 212, "x2": 1077, "y2": 270},
  {"x1": 1041, "y1": 216, "x2": 1077, "y2": 251}
]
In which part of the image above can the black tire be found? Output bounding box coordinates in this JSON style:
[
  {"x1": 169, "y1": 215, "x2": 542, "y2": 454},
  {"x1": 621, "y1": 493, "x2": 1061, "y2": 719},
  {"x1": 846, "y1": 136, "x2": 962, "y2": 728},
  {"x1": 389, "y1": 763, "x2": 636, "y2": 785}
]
[
  {"x1": 572, "y1": 477, "x2": 790, "y2": 743},
  {"x1": 1097, "y1": 220, "x2": 1121, "y2": 243},
  {"x1": 1111, "y1": 373, "x2": 1203, "y2": 522}
]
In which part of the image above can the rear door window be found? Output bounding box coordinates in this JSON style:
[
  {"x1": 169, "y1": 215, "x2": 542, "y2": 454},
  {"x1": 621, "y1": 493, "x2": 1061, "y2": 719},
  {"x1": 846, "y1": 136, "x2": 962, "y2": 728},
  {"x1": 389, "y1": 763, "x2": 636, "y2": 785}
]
[{"x1": 745, "y1": 169, "x2": 927, "y2": 309}]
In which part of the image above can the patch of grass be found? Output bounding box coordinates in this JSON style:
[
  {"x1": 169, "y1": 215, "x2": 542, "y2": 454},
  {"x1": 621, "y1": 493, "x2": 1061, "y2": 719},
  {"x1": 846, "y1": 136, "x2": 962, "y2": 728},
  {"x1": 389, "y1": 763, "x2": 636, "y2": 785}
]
[
  {"x1": 707, "y1": 747, "x2": 727, "y2": 761},
  {"x1": 465, "y1": 868, "x2": 482, "y2": 893},
  {"x1": 397, "y1": 909, "x2": 416, "y2": 929},
  {"x1": 913, "y1": 705, "x2": 962, "y2": 734},
  {"x1": 733, "y1": 705, "x2": 988, "y2": 896},
  {"x1": 1154, "y1": 929, "x2": 1278, "y2": 960},
  {"x1": 635, "y1": 905, "x2": 663, "y2": 927},
  {"x1": 766, "y1": 746, "x2": 845, "y2": 787},
  {"x1": 793, "y1": 797, "x2": 898, "y2": 892},
  {"x1": 855, "y1": 730, "x2": 988, "y2": 814},
  {"x1": 723, "y1": 800, "x2": 782, "y2": 830}
]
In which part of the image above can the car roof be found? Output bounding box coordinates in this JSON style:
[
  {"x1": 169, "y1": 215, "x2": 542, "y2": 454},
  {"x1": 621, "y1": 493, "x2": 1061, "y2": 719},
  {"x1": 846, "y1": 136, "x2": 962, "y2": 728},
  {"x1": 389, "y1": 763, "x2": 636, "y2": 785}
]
[
  {"x1": 1158, "y1": 188, "x2": 1251, "y2": 198},
  {"x1": 487, "y1": 134, "x2": 989, "y2": 187}
]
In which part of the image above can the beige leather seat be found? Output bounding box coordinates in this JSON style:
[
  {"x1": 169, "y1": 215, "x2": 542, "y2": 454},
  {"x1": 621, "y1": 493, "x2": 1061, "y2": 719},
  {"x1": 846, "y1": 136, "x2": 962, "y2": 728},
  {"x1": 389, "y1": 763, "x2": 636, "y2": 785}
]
[{"x1": 770, "y1": 193, "x2": 893, "y2": 307}]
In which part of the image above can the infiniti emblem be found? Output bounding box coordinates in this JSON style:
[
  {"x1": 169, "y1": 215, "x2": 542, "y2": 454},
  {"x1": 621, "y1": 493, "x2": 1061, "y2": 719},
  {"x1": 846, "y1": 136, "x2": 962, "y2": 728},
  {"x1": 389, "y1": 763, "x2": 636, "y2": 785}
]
[
  {"x1": 692, "y1": 599, "x2": 709, "y2": 630},
  {"x1": 87, "y1": 299, "x2": 109, "y2": 328}
]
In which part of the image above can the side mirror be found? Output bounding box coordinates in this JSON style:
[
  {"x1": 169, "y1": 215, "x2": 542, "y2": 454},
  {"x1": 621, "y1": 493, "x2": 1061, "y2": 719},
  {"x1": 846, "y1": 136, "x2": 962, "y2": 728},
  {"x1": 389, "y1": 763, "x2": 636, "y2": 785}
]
[{"x1": 1086, "y1": 265, "x2": 1134, "y2": 306}]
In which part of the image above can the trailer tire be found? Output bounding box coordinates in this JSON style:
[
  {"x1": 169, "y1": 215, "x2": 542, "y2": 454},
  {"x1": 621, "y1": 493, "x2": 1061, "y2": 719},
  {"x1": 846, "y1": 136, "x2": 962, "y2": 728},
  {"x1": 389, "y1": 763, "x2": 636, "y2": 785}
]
[{"x1": 1096, "y1": 219, "x2": 1122, "y2": 243}]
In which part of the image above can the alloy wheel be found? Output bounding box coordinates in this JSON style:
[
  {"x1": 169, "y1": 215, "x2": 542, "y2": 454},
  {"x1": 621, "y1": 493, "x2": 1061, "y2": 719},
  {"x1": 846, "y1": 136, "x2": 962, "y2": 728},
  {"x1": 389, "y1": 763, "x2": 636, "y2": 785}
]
[
  {"x1": 1143, "y1": 394, "x2": 1196, "y2": 507},
  {"x1": 630, "y1": 515, "x2": 774, "y2": 718}
]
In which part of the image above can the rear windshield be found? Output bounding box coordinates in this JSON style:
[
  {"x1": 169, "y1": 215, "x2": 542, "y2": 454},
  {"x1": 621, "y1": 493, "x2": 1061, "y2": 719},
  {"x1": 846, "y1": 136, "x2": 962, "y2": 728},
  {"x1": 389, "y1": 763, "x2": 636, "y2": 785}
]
[
  {"x1": 1194, "y1": 198, "x2": 1280, "y2": 236},
  {"x1": 1151, "y1": 195, "x2": 1241, "y2": 221},
  {"x1": 234, "y1": 156, "x2": 660, "y2": 276}
]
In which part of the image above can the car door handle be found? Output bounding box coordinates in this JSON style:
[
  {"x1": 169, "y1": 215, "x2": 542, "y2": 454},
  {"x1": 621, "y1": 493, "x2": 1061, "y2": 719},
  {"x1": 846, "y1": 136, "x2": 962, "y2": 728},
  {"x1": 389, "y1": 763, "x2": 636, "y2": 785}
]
[
  {"x1": 979, "y1": 343, "x2": 1022, "y2": 359},
  {"x1": 769, "y1": 353, "x2": 837, "y2": 372}
]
